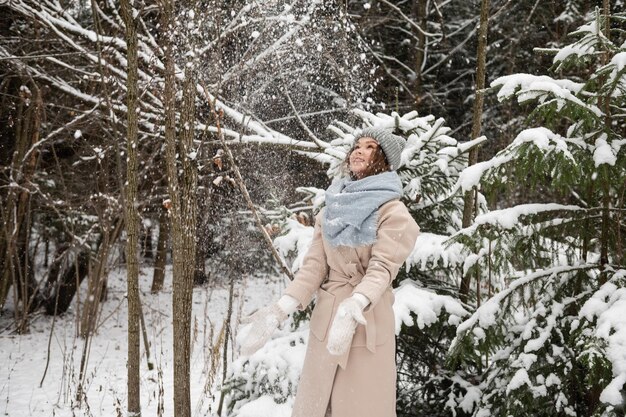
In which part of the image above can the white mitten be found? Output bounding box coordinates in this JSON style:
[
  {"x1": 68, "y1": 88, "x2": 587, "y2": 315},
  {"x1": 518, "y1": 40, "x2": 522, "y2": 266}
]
[
  {"x1": 238, "y1": 295, "x2": 298, "y2": 356},
  {"x1": 326, "y1": 294, "x2": 369, "y2": 356}
]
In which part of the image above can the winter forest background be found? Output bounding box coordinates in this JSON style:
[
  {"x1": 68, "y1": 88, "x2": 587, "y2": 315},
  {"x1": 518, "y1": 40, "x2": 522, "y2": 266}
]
[{"x1": 1, "y1": 0, "x2": 625, "y2": 416}]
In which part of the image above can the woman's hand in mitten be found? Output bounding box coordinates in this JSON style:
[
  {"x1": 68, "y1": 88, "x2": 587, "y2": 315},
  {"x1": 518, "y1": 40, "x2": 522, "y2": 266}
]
[
  {"x1": 326, "y1": 294, "x2": 369, "y2": 356},
  {"x1": 238, "y1": 295, "x2": 298, "y2": 356},
  {"x1": 238, "y1": 303, "x2": 288, "y2": 356}
]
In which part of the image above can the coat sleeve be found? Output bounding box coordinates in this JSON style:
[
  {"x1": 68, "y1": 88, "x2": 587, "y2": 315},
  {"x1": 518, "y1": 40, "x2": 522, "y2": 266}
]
[
  {"x1": 283, "y1": 210, "x2": 329, "y2": 310},
  {"x1": 352, "y1": 202, "x2": 419, "y2": 308}
]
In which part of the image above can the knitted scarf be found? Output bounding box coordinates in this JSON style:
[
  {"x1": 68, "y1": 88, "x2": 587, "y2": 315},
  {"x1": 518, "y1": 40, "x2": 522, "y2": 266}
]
[{"x1": 323, "y1": 171, "x2": 403, "y2": 247}]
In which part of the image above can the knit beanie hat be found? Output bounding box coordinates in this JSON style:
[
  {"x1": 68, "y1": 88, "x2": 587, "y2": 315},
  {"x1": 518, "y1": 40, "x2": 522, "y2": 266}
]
[{"x1": 354, "y1": 127, "x2": 406, "y2": 170}]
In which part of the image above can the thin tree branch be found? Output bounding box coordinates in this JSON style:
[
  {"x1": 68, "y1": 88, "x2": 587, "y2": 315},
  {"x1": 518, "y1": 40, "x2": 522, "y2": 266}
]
[{"x1": 201, "y1": 83, "x2": 295, "y2": 281}]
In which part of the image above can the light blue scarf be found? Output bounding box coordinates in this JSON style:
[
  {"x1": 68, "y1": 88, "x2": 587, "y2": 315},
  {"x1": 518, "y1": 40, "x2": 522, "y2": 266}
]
[{"x1": 323, "y1": 171, "x2": 403, "y2": 247}]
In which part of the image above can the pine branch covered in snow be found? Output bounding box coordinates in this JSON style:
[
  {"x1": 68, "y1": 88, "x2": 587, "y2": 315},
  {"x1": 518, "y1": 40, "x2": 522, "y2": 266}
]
[{"x1": 222, "y1": 329, "x2": 308, "y2": 417}]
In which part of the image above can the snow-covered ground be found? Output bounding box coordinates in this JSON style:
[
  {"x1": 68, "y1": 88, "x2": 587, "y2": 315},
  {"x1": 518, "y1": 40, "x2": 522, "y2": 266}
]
[{"x1": 0, "y1": 265, "x2": 287, "y2": 417}]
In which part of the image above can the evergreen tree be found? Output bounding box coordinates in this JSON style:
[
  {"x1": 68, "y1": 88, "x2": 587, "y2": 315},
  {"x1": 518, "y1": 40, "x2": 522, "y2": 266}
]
[{"x1": 449, "y1": 7, "x2": 626, "y2": 416}]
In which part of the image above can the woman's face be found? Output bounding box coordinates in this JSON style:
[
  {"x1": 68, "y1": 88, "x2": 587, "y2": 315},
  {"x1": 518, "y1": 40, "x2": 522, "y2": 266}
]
[{"x1": 349, "y1": 137, "x2": 379, "y2": 179}]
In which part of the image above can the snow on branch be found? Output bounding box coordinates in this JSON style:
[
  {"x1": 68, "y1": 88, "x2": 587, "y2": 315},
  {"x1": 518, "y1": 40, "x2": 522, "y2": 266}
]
[
  {"x1": 491, "y1": 74, "x2": 603, "y2": 118},
  {"x1": 273, "y1": 217, "x2": 315, "y2": 274},
  {"x1": 452, "y1": 264, "x2": 598, "y2": 348},
  {"x1": 393, "y1": 279, "x2": 469, "y2": 334},
  {"x1": 452, "y1": 203, "x2": 584, "y2": 237},
  {"x1": 406, "y1": 232, "x2": 466, "y2": 271},
  {"x1": 579, "y1": 269, "x2": 626, "y2": 406},
  {"x1": 552, "y1": 14, "x2": 613, "y2": 69},
  {"x1": 456, "y1": 127, "x2": 583, "y2": 192},
  {"x1": 6, "y1": 0, "x2": 316, "y2": 151}
]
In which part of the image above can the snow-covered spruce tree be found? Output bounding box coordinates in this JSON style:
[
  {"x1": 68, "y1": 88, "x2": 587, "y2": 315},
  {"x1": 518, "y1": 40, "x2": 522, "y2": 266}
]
[
  {"x1": 222, "y1": 109, "x2": 481, "y2": 416},
  {"x1": 448, "y1": 8, "x2": 626, "y2": 417}
]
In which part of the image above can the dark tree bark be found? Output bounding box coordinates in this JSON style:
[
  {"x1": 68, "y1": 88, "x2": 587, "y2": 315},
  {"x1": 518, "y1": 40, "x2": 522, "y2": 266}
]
[
  {"x1": 0, "y1": 237, "x2": 9, "y2": 310},
  {"x1": 120, "y1": 0, "x2": 142, "y2": 413},
  {"x1": 459, "y1": 0, "x2": 490, "y2": 303},
  {"x1": 194, "y1": 232, "x2": 209, "y2": 286},
  {"x1": 2, "y1": 77, "x2": 44, "y2": 330},
  {"x1": 141, "y1": 222, "x2": 154, "y2": 259},
  {"x1": 151, "y1": 206, "x2": 169, "y2": 293},
  {"x1": 44, "y1": 248, "x2": 90, "y2": 316},
  {"x1": 79, "y1": 217, "x2": 122, "y2": 337},
  {"x1": 598, "y1": 0, "x2": 611, "y2": 285},
  {"x1": 161, "y1": 0, "x2": 199, "y2": 415}
]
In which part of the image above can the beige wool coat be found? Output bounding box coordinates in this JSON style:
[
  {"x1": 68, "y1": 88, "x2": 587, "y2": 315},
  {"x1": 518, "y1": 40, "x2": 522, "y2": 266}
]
[{"x1": 284, "y1": 199, "x2": 420, "y2": 417}]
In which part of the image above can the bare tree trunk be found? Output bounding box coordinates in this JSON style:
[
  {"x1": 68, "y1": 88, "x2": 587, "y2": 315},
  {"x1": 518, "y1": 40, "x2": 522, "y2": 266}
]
[
  {"x1": 162, "y1": 1, "x2": 199, "y2": 415},
  {"x1": 598, "y1": 0, "x2": 611, "y2": 285},
  {"x1": 79, "y1": 218, "x2": 123, "y2": 336},
  {"x1": 0, "y1": 197, "x2": 12, "y2": 310},
  {"x1": 173, "y1": 47, "x2": 198, "y2": 417},
  {"x1": 120, "y1": 0, "x2": 142, "y2": 414},
  {"x1": 459, "y1": 0, "x2": 490, "y2": 303},
  {"x1": 216, "y1": 268, "x2": 236, "y2": 416},
  {"x1": 151, "y1": 205, "x2": 169, "y2": 293},
  {"x1": 162, "y1": 3, "x2": 184, "y2": 413},
  {"x1": 194, "y1": 227, "x2": 208, "y2": 285},
  {"x1": 2, "y1": 77, "x2": 44, "y2": 331},
  {"x1": 0, "y1": 237, "x2": 9, "y2": 309},
  {"x1": 141, "y1": 223, "x2": 154, "y2": 259},
  {"x1": 193, "y1": 190, "x2": 209, "y2": 286},
  {"x1": 44, "y1": 247, "x2": 90, "y2": 315}
]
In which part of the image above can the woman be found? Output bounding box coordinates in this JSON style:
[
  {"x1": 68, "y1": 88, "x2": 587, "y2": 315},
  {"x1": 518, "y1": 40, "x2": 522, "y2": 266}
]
[{"x1": 240, "y1": 127, "x2": 420, "y2": 417}]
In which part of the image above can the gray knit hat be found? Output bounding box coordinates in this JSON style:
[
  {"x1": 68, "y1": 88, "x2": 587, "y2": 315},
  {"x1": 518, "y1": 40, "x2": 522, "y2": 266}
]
[{"x1": 354, "y1": 127, "x2": 406, "y2": 170}]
